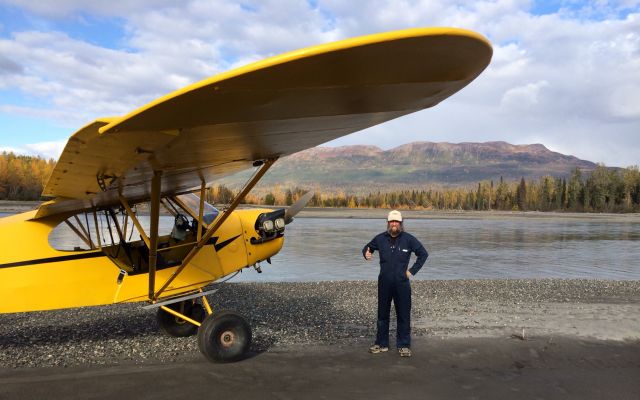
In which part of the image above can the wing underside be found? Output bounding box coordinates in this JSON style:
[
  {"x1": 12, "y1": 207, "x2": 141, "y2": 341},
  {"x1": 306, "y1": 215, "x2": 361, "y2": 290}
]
[{"x1": 35, "y1": 28, "x2": 492, "y2": 219}]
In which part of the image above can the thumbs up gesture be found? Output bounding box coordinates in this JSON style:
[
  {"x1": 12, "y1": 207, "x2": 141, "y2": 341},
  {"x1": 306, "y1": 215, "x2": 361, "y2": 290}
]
[{"x1": 365, "y1": 247, "x2": 373, "y2": 261}]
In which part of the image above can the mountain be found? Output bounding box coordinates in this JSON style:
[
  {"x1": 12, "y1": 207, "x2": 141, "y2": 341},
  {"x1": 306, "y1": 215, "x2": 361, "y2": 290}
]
[{"x1": 220, "y1": 141, "x2": 597, "y2": 194}]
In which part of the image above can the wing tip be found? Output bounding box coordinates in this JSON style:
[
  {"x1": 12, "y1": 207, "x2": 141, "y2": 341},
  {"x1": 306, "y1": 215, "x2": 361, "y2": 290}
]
[{"x1": 97, "y1": 27, "x2": 492, "y2": 136}]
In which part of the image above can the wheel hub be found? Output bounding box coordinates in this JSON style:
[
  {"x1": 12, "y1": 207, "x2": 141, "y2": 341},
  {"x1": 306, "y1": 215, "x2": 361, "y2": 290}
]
[{"x1": 220, "y1": 330, "x2": 236, "y2": 347}]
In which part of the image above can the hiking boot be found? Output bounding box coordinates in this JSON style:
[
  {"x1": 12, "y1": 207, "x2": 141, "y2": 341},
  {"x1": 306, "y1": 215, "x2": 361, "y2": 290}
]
[
  {"x1": 369, "y1": 344, "x2": 389, "y2": 354},
  {"x1": 398, "y1": 347, "x2": 412, "y2": 357}
]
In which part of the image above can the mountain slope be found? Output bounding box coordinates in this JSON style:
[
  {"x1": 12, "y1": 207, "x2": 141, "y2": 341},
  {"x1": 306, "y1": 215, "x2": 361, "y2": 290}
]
[{"x1": 220, "y1": 141, "x2": 597, "y2": 193}]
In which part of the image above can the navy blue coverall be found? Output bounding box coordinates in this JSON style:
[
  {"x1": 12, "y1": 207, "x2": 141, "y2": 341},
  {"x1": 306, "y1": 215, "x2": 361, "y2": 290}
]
[{"x1": 363, "y1": 231, "x2": 428, "y2": 348}]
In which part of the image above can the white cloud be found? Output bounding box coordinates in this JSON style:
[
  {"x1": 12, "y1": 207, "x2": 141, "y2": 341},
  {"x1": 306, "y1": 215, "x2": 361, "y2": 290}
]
[
  {"x1": 0, "y1": 146, "x2": 21, "y2": 154},
  {"x1": 23, "y1": 140, "x2": 65, "y2": 159},
  {"x1": 609, "y1": 84, "x2": 640, "y2": 118},
  {"x1": 0, "y1": 140, "x2": 64, "y2": 159},
  {"x1": 0, "y1": 0, "x2": 638, "y2": 167},
  {"x1": 500, "y1": 80, "x2": 549, "y2": 110},
  {"x1": 0, "y1": 104, "x2": 80, "y2": 125},
  {"x1": 0, "y1": 1, "x2": 337, "y2": 128}
]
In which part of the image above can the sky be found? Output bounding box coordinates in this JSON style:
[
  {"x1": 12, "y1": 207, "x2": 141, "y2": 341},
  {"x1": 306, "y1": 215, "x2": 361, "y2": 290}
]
[{"x1": 0, "y1": 0, "x2": 638, "y2": 167}]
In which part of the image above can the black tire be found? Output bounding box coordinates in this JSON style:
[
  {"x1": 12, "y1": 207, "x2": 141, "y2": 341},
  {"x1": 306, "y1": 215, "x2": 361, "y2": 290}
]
[
  {"x1": 197, "y1": 311, "x2": 252, "y2": 363},
  {"x1": 157, "y1": 301, "x2": 205, "y2": 337}
]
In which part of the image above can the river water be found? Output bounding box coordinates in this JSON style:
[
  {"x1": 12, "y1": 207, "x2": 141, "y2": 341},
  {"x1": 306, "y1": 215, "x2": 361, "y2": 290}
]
[
  {"x1": 2, "y1": 212, "x2": 638, "y2": 281},
  {"x1": 236, "y1": 217, "x2": 640, "y2": 282}
]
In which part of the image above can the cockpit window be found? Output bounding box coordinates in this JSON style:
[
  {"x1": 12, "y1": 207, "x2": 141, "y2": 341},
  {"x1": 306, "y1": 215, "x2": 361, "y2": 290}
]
[
  {"x1": 48, "y1": 211, "x2": 127, "y2": 251},
  {"x1": 48, "y1": 195, "x2": 218, "y2": 252},
  {"x1": 175, "y1": 193, "x2": 219, "y2": 225},
  {"x1": 48, "y1": 209, "x2": 173, "y2": 251}
]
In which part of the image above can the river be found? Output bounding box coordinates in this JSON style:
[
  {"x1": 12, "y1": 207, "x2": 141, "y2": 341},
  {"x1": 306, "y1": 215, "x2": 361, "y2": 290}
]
[
  {"x1": 2, "y1": 212, "x2": 638, "y2": 281},
  {"x1": 236, "y1": 216, "x2": 640, "y2": 282}
]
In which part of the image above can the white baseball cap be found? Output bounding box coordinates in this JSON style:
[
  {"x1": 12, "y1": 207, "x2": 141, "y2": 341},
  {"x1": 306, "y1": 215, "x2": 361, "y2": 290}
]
[{"x1": 387, "y1": 210, "x2": 403, "y2": 222}]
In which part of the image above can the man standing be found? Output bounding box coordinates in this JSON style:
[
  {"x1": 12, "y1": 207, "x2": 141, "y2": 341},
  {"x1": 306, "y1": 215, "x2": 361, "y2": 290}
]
[{"x1": 362, "y1": 210, "x2": 428, "y2": 357}]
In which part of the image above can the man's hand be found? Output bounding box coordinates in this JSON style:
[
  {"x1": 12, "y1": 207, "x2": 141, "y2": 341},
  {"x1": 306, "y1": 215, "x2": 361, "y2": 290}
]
[
  {"x1": 364, "y1": 247, "x2": 373, "y2": 261},
  {"x1": 406, "y1": 270, "x2": 413, "y2": 279}
]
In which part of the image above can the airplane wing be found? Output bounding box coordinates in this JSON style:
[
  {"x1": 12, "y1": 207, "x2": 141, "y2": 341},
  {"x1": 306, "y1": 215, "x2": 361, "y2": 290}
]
[{"x1": 34, "y1": 27, "x2": 492, "y2": 219}]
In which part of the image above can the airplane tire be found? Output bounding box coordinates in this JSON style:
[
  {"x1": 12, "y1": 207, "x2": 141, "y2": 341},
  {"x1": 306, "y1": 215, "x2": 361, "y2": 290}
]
[
  {"x1": 157, "y1": 302, "x2": 205, "y2": 337},
  {"x1": 198, "y1": 311, "x2": 252, "y2": 363}
]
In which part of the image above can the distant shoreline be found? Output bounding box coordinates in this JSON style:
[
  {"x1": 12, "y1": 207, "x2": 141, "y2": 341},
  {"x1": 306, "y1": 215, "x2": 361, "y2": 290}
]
[
  {"x1": 1, "y1": 200, "x2": 639, "y2": 221},
  {"x1": 0, "y1": 200, "x2": 43, "y2": 213},
  {"x1": 294, "y1": 207, "x2": 640, "y2": 221}
]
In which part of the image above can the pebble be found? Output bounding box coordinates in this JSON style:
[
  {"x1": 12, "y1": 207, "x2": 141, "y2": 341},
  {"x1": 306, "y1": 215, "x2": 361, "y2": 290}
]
[{"x1": 0, "y1": 279, "x2": 638, "y2": 368}]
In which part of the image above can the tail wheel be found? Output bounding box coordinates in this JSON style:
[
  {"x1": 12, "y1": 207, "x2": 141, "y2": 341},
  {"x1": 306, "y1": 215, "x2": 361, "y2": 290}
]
[
  {"x1": 198, "y1": 311, "x2": 252, "y2": 363},
  {"x1": 157, "y1": 301, "x2": 205, "y2": 337}
]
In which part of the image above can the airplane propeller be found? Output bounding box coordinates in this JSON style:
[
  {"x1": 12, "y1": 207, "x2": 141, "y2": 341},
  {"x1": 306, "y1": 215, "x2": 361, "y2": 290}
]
[{"x1": 284, "y1": 191, "x2": 314, "y2": 224}]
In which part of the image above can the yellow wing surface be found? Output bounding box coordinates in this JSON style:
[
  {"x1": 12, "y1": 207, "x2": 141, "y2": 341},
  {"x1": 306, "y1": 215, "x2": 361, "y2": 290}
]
[{"x1": 37, "y1": 27, "x2": 492, "y2": 219}]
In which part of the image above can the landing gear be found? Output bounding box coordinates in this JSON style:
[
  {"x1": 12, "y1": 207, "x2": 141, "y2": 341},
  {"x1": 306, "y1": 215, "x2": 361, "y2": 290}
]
[
  {"x1": 157, "y1": 301, "x2": 205, "y2": 337},
  {"x1": 197, "y1": 311, "x2": 252, "y2": 363},
  {"x1": 155, "y1": 297, "x2": 252, "y2": 363}
]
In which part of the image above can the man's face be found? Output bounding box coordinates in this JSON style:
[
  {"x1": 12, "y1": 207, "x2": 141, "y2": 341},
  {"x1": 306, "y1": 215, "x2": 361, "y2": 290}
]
[{"x1": 387, "y1": 220, "x2": 402, "y2": 236}]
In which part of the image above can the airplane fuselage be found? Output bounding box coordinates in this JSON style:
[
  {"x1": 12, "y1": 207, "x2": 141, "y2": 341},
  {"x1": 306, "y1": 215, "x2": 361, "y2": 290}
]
[{"x1": 0, "y1": 208, "x2": 283, "y2": 313}]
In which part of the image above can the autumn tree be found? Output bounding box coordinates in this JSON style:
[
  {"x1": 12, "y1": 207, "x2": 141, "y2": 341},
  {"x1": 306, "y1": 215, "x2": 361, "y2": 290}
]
[
  {"x1": 0, "y1": 152, "x2": 55, "y2": 200},
  {"x1": 567, "y1": 168, "x2": 583, "y2": 211}
]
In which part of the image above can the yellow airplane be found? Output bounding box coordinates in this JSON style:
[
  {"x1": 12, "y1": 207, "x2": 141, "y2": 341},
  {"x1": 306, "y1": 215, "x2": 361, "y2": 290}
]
[{"x1": 0, "y1": 27, "x2": 492, "y2": 362}]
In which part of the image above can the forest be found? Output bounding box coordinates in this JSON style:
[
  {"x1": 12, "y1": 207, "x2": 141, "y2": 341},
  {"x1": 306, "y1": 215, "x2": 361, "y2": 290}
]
[
  {"x1": 0, "y1": 152, "x2": 55, "y2": 200},
  {"x1": 211, "y1": 165, "x2": 640, "y2": 213},
  {"x1": 2, "y1": 152, "x2": 639, "y2": 213}
]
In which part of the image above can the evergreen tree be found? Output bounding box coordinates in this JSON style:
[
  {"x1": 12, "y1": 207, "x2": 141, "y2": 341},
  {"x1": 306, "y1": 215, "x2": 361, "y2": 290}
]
[
  {"x1": 264, "y1": 193, "x2": 276, "y2": 205},
  {"x1": 517, "y1": 177, "x2": 527, "y2": 211},
  {"x1": 554, "y1": 178, "x2": 563, "y2": 210},
  {"x1": 587, "y1": 165, "x2": 615, "y2": 211},
  {"x1": 582, "y1": 182, "x2": 591, "y2": 211},
  {"x1": 285, "y1": 189, "x2": 293, "y2": 206},
  {"x1": 540, "y1": 176, "x2": 555, "y2": 211},
  {"x1": 249, "y1": 165, "x2": 639, "y2": 213},
  {"x1": 622, "y1": 166, "x2": 640, "y2": 210}
]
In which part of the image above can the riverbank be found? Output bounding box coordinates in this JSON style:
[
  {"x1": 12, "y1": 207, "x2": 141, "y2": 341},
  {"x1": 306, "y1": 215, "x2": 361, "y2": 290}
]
[
  {"x1": 0, "y1": 200, "x2": 42, "y2": 214},
  {"x1": 2, "y1": 200, "x2": 639, "y2": 221},
  {"x1": 1, "y1": 279, "x2": 638, "y2": 369},
  {"x1": 1, "y1": 279, "x2": 639, "y2": 399},
  {"x1": 295, "y1": 207, "x2": 640, "y2": 221}
]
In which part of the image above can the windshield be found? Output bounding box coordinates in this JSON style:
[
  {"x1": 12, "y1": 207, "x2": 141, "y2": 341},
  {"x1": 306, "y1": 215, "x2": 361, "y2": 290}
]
[{"x1": 176, "y1": 193, "x2": 219, "y2": 224}]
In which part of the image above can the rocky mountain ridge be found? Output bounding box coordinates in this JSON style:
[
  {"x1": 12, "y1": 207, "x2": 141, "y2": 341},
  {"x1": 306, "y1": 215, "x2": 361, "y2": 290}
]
[{"x1": 221, "y1": 141, "x2": 597, "y2": 193}]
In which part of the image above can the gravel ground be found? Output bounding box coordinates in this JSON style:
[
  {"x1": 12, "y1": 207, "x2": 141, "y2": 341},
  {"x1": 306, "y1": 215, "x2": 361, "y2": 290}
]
[{"x1": 1, "y1": 279, "x2": 639, "y2": 368}]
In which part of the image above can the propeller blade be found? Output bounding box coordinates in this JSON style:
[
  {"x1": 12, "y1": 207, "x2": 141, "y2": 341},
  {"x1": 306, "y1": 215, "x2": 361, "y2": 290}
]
[{"x1": 284, "y1": 191, "x2": 314, "y2": 224}]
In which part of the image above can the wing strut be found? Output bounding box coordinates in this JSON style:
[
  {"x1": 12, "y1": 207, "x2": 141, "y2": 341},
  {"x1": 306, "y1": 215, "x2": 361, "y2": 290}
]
[
  {"x1": 197, "y1": 181, "x2": 206, "y2": 242},
  {"x1": 92, "y1": 208, "x2": 102, "y2": 250},
  {"x1": 119, "y1": 196, "x2": 150, "y2": 248},
  {"x1": 148, "y1": 171, "x2": 162, "y2": 300},
  {"x1": 64, "y1": 219, "x2": 94, "y2": 249},
  {"x1": 152, "y1": 158, "x2": 277, "y2": 301}
]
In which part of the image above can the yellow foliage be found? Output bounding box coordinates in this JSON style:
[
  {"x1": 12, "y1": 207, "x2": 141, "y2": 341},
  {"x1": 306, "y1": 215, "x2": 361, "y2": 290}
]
[{"x1": 0, "y1": 152, "x2": 55, "y2": 200}]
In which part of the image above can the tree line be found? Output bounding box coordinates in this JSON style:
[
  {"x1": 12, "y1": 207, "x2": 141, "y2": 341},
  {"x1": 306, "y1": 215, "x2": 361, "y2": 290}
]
[
  {"x1": 0, "y1": 152, "x2": 55, "y2": 200},
  {"x1": 209, "y1": 165, "x2": 640, "y2": 213},
  {"x1": 3, "y1": 151, "x2": 638, "y2": 213}
]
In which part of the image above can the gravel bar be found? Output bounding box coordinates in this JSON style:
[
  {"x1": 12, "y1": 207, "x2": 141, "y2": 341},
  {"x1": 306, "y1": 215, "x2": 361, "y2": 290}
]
[{"x1": 1, "y1": 279, "x2": 639, "y2": 368}]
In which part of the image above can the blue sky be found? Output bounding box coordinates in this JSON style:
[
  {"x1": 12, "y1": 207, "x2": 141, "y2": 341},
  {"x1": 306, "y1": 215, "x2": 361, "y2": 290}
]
[
  {"x1": 0, "y1": 6, "x2": 125, "y2": 47},
  {"x1": 0, "y1": 0, "x2": 639, "y2": 166}
]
